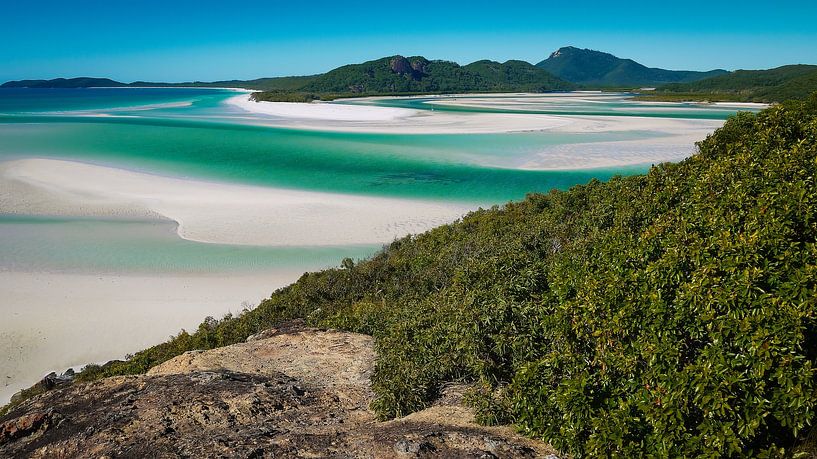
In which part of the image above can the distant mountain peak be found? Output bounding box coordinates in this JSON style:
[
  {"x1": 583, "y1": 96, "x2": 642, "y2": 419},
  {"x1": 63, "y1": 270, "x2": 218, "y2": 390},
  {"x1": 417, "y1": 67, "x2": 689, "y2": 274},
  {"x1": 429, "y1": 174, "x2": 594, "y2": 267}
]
[
  {"x1": 550, "y1": 46, "x2": 599, "y2": 56},
  {"x1": 537, "y1": 47, "x2": 728, "y2": 87}
]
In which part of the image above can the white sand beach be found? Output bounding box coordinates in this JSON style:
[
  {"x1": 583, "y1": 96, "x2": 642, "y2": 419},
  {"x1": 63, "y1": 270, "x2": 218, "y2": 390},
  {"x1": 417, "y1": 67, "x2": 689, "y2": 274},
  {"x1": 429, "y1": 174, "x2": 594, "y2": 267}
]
[
  {"x1": 225, "y1": 93, "x2": 727, "y2": 143},
  {"x1": 226, "y1": 94, "x2": 576, "y2": 134},
  {"x1": 0, "y1": 271, "x2": 293, "y2": 405},
  {"x1": 0, "y1": 158, "x2": 472, "y2": 247},
  {"x1": 226, "y1": 95, "x2": 415, "y2": 121}
]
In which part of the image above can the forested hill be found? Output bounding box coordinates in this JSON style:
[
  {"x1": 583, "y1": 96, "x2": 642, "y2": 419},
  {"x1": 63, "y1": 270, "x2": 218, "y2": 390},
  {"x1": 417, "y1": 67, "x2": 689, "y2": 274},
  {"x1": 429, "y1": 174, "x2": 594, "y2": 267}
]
[
  {"x1": 536, "y1": 46, "x2": 727, "y2": 87},
  {"x1": 653, "y1": 64, "x2": 817, "y2": 102},
  {"x1": 297, "y1": 55, "x2": 573, "y2": 94},
  {"x1": 0, "y1": 77, "x2": 127, "y2": 88},
  {"x1": 6, "y1": 93, "x2": 817, "y2": 457}
]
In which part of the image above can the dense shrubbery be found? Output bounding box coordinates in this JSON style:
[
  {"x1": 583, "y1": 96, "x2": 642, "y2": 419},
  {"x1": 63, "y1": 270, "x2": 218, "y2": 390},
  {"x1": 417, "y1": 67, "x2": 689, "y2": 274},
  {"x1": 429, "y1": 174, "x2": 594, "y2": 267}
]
[{"x1": 5, "y1": 94, "x2": 817, "y2": 456}]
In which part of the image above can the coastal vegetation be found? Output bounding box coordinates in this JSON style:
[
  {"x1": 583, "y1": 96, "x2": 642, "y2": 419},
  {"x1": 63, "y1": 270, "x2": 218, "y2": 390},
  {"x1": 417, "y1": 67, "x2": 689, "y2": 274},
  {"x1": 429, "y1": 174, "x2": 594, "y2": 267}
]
[
  {"x1": 644, "y1": 64, "x2": 817, "y2": 103},
  {"x1": 5, "y1": 93, "x2": 815, "y2": 456}
]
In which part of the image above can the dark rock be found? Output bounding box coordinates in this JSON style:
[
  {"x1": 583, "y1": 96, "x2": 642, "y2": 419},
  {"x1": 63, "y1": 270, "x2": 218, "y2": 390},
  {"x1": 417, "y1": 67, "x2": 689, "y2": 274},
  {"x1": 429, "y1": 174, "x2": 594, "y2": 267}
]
[
  {"x1": 410, "y1": 58, "x2": 430, "y2": 74},
  {"x1": 390, "y1": 56, "x2": 414, "y2": 75},
  {"x1": 0, "y1": 409, "x2": 59, "y2": 445},
  {"x1": 394, "y1": 438, "x2": 435, "y2": 456}
]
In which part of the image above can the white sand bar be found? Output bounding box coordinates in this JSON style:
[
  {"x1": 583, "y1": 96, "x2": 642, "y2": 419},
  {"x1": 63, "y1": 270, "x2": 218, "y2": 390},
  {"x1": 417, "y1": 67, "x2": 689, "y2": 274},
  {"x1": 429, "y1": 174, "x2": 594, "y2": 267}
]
[
  {"x1": 0, "y1": 159, "x2": 471, "y2": 246},
  {"x1": 227, "y1": 94, "x2": 575, "y2": 134},
  {"x1": 225, "y1": 94, "x2": 732, "y2": 140}
]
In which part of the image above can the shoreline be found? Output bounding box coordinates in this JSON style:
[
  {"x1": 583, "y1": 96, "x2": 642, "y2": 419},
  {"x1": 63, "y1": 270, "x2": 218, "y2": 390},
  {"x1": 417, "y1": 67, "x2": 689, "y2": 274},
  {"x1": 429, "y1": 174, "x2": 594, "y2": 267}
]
[
  {"x1": 226, "y1": 93, "x2": 727, "y2": 136},
  {"x1": 0, "y1": 158, "x2": 472, "y2": 247}
]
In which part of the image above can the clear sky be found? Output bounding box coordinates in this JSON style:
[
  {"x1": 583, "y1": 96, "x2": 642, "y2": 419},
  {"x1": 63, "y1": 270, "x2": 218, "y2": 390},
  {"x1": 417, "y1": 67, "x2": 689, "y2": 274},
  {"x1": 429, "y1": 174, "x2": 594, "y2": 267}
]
[{"x1": 2, "y1": 0, "x2": 815, "y2": 82}]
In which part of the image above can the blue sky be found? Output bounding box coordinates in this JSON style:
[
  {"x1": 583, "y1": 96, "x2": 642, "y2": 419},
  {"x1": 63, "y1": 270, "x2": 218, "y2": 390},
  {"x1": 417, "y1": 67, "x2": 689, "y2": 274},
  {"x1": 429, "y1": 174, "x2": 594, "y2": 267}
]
[{"x1": 2, "y1": 0, "x2": 815, "y2": 82}]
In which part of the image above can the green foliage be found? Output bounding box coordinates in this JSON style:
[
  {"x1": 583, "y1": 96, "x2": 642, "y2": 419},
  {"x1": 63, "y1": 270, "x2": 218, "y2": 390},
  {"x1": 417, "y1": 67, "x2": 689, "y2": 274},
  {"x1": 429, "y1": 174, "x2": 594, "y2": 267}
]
[
  {"x1": 656, "y1": 65, "x2": 817, "y2": 103},
  {"x1": 6, "y1": 93, "x2": 817, "y2": 456},
  {"x1": 250, "y1": 55, "x2": 574, "y2": 100},
  {"x1": 250, "y1": 91, "x2": 324, "y2": 103},
  {"x1": 537, "y1": 46, "x2": 727, "y2": 87}
]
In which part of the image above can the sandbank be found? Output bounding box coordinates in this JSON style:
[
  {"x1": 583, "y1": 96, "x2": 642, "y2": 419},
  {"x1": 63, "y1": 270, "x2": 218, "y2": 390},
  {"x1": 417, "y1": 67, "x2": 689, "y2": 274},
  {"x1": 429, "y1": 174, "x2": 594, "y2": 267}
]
[
  {"x1": 0, "y1": 158, "x2": 471, "y2": 247},
  {"x1": 226, "y1": 94, "x2": 727, "y2": 139}
]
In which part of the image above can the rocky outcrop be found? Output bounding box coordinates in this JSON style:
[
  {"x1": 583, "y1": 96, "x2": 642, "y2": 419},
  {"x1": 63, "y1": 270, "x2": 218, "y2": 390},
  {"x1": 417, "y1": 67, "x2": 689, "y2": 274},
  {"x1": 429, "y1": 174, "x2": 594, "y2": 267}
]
[
  {"x1": 390, "y1": 56, "x2": 415, "y2": 76},
  {"x1": 389, "y1": 56, "x2": 429, "y2": 81},
  {"x1": 0, "y1": 321, "x2": 557, "y2": 458}
]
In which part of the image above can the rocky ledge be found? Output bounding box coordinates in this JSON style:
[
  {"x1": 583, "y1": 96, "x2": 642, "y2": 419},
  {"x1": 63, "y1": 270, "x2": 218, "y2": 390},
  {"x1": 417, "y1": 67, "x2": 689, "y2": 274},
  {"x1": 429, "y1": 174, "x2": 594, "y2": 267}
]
[{"x1": 0, "y1": 321, "x2": 556, "y2": 458}]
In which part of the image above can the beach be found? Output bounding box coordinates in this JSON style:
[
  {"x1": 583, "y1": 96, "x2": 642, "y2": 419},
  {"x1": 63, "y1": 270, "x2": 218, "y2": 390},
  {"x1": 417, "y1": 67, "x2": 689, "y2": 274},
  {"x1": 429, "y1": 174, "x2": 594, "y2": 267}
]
[{"x1": 0, "y1": 271, "x2": 290, "y2": 404}]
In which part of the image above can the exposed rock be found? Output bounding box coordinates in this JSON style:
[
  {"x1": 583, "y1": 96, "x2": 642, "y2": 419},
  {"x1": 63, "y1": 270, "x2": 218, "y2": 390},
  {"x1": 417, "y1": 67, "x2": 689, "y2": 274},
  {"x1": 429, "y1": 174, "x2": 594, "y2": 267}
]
[
  {"x1": 410, "y1": 58, "x2": 430, "y2": 74},
  {"x1": 0, "y1": 322, "x2": 557, "y2": 458},
  {"x1": 390, "y1": 56, "x2": 414, "y2": 75},
  {"x1": 0, "y1": 409, "x2": 61, "y2": 445},
  {"x1": 389, "y1": 56, "x2": 428, "y2": 81}
]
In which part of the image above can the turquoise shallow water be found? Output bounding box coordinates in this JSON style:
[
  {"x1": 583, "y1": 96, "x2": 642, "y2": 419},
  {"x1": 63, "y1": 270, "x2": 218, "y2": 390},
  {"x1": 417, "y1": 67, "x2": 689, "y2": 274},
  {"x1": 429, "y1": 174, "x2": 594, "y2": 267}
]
[
  {"x1": 0, "y1": 87, "x2": 232, "y2": 114},
  {"x1": 0, "y1": 215, "x2": 377, "y2": 274},
  {"x1": 0, "y1": 88, "x2": 756, "y2": 274},
  {"x1": 0, "y1": 119, "x2": 651, "y2": 203},
  {"x1": 341, "y1": 92, "x2": 752, "y2": 120}
]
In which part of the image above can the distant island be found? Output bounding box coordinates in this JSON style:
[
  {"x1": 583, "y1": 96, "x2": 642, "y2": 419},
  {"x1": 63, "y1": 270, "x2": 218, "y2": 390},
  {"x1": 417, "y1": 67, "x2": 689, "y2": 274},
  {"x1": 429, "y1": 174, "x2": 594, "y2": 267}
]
[
  {"x1": 4, "y1": 47, "x2": 817, "y2": 103},
  {"x1": 1, "y1": 77, "x2": 128, "y2": 89}
]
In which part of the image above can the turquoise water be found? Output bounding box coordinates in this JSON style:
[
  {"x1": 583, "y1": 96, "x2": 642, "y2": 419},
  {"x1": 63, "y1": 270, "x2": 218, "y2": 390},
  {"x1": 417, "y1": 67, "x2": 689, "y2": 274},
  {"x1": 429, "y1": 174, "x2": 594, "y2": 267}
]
[
  {"x1": 342, "y1": 92, "x2": 752, "y2": 120},
  {"x1": 0, "y1": 88, "x2": 756, "y2": 274},
  {"x1": 0, "y1": 87, "x2": 232, "y2": 113},
  {"x1": 0, "y1": 120, "x2": 651, "y2": 202},
  {"x1": 0, "y1": 215, "x2": 376, "y2": 274}
]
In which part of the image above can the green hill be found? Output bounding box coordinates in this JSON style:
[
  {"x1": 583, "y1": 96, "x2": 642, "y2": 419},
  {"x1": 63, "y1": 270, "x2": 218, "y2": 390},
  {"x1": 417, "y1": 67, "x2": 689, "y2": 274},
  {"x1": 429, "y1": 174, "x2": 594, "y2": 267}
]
[
  {"x1": 654, "y1": 64, "x2": 817, "y2": 102},
  {"x1": 295, "y1": 55, "x2": 573, "y2": 95},
  {"x1": 8, "y1": 93, "x2": 816, "y2": 456},
  {"x1": 536, "y1": 46, "x2": 727, "y2": 87},
  {"x1": 1, "y1": 77, "x2": 127, "y2": 88}
]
